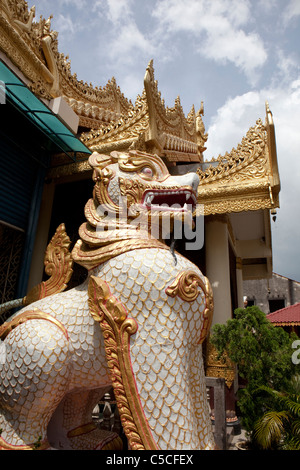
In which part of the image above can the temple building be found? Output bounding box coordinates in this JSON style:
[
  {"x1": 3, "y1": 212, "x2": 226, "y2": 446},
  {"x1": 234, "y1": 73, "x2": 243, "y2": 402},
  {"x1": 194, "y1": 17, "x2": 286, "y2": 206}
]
[
  {"x1": 267, "y1": 302, "x2": 300, "y2": 337},
  {"x1": 244, "y1": 272, "x2": 300, "y2": 313},
  {"x1": 0, "y1": 1, "x2": 281, "y2": 422}
]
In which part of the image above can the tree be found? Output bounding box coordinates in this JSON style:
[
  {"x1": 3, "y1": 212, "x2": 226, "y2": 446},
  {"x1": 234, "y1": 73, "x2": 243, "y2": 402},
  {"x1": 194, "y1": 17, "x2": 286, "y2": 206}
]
[
  {"x1": 253, "y1": 376, "x2": 300, "y2": 450},
  {"x1": 210, "y1": 306, "x2": 298, "y2": 440}
]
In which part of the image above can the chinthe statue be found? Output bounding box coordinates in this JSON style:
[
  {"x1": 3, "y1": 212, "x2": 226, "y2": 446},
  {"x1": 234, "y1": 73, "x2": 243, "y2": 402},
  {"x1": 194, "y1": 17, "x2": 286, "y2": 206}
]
[{"x1": 0, "y1": 150, "x2": 215, "y2": 450}]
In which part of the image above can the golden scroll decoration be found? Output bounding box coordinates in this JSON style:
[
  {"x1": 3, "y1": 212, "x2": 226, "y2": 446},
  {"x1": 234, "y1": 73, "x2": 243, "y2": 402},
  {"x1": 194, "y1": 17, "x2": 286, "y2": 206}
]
[
  {"x1": 205, "y1": 341, "x2": 236, "y2": 389},
  {"x1": 0, "y1": 309, "x2": 69, "y2": 342},
  {"x1": 23, "y1": 224, "x2": 73, "y2": 306},
  {"x1": 88, "y1": 275, "x2": 159, "y2": 450},
  {"x1": 166, "y1": 270, "x2": 214, "y2": 344}
]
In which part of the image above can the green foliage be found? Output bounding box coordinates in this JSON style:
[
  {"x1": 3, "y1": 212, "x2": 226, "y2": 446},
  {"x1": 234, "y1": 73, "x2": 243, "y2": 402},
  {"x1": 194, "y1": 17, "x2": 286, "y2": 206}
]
[
  {"x1": 253, "y1": 382, "x2": 300, "y2": 449},
  {"x1": 33, "y1": 435, "x2": 42, "y2": 449},
  {"x1": 210, "y1": 306, "x2": 298, "y2": 438}
]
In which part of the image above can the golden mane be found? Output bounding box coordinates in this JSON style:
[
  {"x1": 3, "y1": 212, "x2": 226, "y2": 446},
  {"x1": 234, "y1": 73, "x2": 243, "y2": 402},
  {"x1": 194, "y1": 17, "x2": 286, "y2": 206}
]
[{"x1": 72, "y1": 151, "x2": 170, "y2": 269}]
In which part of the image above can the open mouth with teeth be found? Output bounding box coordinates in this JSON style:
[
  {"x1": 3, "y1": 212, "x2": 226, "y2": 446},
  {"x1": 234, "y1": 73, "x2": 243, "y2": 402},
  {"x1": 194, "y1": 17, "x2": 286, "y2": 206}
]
[{"x1": 142, "y1": 188, "x2": 197, "y2": 212}]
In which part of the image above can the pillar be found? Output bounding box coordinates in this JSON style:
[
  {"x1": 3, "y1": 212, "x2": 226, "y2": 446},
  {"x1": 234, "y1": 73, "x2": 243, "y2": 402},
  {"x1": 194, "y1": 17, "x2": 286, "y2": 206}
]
[
  {"x1": 236, "y1": 257, "x2": 244, "y2": 309},
  {"x1": 205, "y1": 215, "x2": 232, "y2": 325},
  {"x1": 205, "y1": 215, "x2": 239, "y2": 427}
]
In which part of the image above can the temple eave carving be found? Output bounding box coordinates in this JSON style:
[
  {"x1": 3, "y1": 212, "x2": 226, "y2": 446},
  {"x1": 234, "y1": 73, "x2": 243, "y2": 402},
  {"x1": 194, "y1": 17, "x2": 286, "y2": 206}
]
[
  {"x1": 201, "y1": 195, "x2": 279, "y2": 216},
  {"x1": 1, "y1": 0, "x2": 280, "y2": 218}
]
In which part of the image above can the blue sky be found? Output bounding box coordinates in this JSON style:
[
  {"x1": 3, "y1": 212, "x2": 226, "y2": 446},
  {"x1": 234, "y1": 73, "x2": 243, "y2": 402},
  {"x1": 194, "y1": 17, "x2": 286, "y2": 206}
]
[{"x1": 34, "y1": 0, "x2": 300, "y2": 282}]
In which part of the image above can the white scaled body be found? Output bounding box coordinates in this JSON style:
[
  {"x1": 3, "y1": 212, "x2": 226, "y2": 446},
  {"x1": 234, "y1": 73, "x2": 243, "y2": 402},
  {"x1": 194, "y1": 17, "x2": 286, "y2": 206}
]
[{"x1": 0, "y1": 150, "x2": 215, "y2": 450}]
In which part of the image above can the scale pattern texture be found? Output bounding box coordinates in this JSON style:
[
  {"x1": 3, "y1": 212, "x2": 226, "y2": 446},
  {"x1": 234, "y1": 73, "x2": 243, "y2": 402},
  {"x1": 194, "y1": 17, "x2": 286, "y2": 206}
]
[
  {"x1": 94, "y1": 248, "x2": 215, "y2": 450},
  {"x1": 0, "y1": 247, "x2": 214, "y2": 449},
  {"x1": 0, "y1": 148, "x2": 215, "y2": 450}
]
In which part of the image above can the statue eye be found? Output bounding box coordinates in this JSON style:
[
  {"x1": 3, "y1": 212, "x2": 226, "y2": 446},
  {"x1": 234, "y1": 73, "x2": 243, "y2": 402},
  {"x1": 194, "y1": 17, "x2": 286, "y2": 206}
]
[{"x1": 140, "y1": 167, "x2": 154, "y2": 178}]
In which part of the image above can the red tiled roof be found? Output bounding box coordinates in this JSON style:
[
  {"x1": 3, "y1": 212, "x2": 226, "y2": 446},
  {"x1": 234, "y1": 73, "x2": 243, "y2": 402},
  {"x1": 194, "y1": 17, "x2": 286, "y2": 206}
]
[{"x1": 267, "y1": 302, "x2": 300, "y2": 325}]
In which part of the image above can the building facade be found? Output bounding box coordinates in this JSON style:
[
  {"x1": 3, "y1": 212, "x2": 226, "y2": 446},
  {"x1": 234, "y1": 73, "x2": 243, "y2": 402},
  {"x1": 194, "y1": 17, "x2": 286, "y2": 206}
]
[
  {"x1": 0, "y1": 1, "x2": 282, "y2": 420},
  {"x1": 244, "y1": 272, "x2": 300, "y2": 314}
]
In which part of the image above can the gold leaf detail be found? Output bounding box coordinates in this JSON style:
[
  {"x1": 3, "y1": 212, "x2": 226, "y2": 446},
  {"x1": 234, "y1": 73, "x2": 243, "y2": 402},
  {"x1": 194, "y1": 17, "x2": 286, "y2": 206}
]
[
  {"x1": 23, "y1": 224, "x2": 73, "y2": 305},
  {"x1": 206, "y1": 341, "x2": 236, "y2": 389},
  {"x1": 166, "y1": 270, "x2": 204, "y2": 302},
  {"x1": 88, "y1": 276, "x2": 159, "y2": 450},
  {"x1": 0, "y1": 310, "x2": 69, "y2": 341},
  {"x1": 166, "y1": 270, "x2": 214, "y2": 344}
]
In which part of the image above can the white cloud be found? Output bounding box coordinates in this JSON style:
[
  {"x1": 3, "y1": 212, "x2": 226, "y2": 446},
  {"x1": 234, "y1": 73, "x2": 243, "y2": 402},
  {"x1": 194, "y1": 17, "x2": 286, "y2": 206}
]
[
  {"x1": 275, "y1": 49, "x2": 300, "y2": 85},
  {"x1": 206, "y1": 79, "x2": 300, "y2": 176},
  {"x1": 61, "y1": 0, "x2": 88, "y2": 8},
  {"x1": 152, "y1": 0, "x2": 251, "y2": 32},
  {"x1": 55, "y1": 14, "x2": 76, "y2": 36},
  {"x1": 92, "y1": 0, "x2": 133, "y2": 23},
  {"x1": 283, "y1": 0, "x2": 300, "y2": 26},
  {"x1": 118, "y1": 72, "x2": 143, "y2": 102},
  {"x1": 108, "y1": 21, "x2": 156, "y2": 65},
  {"x1": 91, "y1": 0, "x2": 156, "y2": 69},
  {"x1": 151, "y1": 0, "x2": 267, "y2": 82},
  {"x1": 257, "y1": 0, "x2": 278, "y2": 12},
  {"x1": 35, "y1": 0, "x2": 88, "y2": 16},
  {"x1": 206, "y1": 79, "x2": 300, "y2": 280},
  {"x1": 205, "y1": 91, "x2": 262, "y2": 158},
  {"x1": 202, "y1": 29, "x2": 266, "y2": 83},
  {"x1": 106, "y1": 0, "x2": 133, "y2": 23}
]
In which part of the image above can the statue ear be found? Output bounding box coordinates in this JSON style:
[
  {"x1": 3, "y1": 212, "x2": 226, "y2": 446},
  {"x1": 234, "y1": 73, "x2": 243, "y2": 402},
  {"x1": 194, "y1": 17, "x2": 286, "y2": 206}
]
[
  {"x1": 88, "y1": 152, "x2": 117, "y2": 183},
  {"x1": 88, "y1": 152, "x2": 113, "y2": 170}
]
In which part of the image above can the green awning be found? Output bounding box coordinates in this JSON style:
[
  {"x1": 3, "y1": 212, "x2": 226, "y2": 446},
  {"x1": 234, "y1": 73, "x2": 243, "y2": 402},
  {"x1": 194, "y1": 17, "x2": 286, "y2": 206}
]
[{"x1": 0, "y1": 60, "x2": 91, "y2": 159}]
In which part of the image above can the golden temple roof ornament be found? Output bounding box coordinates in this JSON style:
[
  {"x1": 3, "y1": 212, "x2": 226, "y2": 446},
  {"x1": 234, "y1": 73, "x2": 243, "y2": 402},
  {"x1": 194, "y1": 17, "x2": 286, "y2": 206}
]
[
  {"x1": 197, "y1": 102, "x2": 280, "y2": 215},
  {"x1": 0, "y1": 0, "x2": 280, "y2": 217},
  {"x1": 0, "y1": 0, "x2": 132, "y2": 122},
  {"x1": 81, "y1": 60, "x2": 207, "y2": 165}
]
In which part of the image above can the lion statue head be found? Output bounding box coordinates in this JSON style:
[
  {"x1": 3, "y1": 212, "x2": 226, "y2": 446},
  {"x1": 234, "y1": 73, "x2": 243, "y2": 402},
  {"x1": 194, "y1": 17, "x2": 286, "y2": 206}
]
[{"x1": 72, "y1": 150, "x2": 199, "y2": 269}]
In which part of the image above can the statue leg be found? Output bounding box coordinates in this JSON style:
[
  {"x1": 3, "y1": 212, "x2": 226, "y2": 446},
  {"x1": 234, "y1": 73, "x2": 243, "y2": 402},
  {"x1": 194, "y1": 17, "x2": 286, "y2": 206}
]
[
  {"x1": 47, "y1": 388, "x2": 123, "y2": 450},
  {"x1": 130, "y1": 340, "x2": 215, "y2": 450},
  {"x1": 0, "y1": 317, "x2": 70, "y2": 449}
]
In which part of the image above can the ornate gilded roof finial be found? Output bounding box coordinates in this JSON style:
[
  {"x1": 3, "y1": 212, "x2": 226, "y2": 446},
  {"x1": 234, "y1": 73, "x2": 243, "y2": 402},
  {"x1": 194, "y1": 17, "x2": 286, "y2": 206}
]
[
  {"x1": 196, "y1": 102, "x2": 208, "y2": 153},
  {"x1": 199, "y1": 100, "x2": 204, "y2": 115},
  {"x1": 14, "y1": 4, "x2": 36, "y2": 32}
]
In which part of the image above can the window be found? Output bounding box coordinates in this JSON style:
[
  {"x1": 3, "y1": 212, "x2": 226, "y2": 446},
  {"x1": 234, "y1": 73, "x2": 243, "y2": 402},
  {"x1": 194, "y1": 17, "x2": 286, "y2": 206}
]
[{"x1": 268, "y1": 298, "x2": 285, "y2": 313}]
